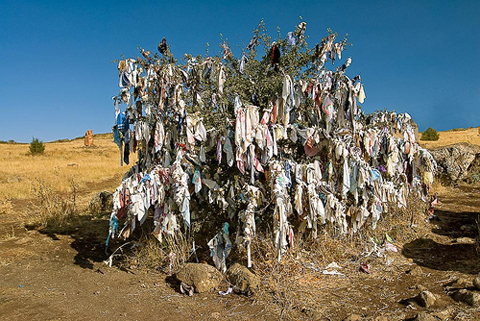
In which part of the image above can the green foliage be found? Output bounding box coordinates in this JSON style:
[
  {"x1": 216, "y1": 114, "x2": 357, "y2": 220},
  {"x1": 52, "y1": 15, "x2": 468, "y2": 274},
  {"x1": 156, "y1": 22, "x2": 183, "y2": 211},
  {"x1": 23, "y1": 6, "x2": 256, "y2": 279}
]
[
  {"x1": 471, "y1": 171, "x2": 480, "y2": 183},
  {"x1": 0, "y1": 140, "x2": 16, "y2": 144},
  {"x1": 29, "y1": 137, "x2": 45, "y2": 155},
  {"x1": 421, "y1": 127, "x2": 439, "y2": 141},
  {"x1": 130, "y1": 19, "x2": 351, "y2": 131}
]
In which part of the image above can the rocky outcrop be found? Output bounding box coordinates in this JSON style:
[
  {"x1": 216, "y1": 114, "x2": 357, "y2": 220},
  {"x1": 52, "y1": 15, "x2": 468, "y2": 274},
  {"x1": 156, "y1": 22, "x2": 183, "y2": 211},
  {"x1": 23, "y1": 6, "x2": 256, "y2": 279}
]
[{"x1": 429, "y1": 143, "x2": 480, "y2": 184}]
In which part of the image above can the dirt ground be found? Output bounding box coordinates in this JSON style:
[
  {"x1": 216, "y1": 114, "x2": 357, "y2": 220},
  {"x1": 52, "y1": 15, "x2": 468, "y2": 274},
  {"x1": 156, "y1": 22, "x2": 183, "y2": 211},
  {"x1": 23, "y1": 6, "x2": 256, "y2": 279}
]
[
  {"x1": 0, "y1": 183, "x2": 479, "y2": 321},
  {"x1": 1, "y1": 131, "x2": 480, "y2": 320}
]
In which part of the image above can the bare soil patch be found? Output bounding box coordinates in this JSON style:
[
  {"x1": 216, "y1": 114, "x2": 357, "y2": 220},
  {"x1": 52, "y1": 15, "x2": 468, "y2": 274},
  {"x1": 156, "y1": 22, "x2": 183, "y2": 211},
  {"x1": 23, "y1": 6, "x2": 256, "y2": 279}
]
[{"x1": 1, "y1": 181, "x2": 479, "y2": 320}]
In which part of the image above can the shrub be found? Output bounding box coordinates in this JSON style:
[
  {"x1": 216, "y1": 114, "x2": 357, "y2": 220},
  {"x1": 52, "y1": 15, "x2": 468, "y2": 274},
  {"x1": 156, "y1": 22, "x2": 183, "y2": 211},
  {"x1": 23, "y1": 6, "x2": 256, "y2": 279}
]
[
  {"x1": 22, "y1": 179, "x2": 79, "y2": 229},
  {"x1": 29, "y1": 137, "x2": 45, "y2": 155},
  {"x1": 421, "y1": 127, "x2": 439, "y2": 141}
]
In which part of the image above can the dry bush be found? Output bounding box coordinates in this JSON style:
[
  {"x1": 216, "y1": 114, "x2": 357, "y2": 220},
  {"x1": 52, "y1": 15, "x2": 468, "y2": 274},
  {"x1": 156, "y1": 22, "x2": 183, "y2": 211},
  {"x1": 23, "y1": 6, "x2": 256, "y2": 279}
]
[
  {"x1": 20, "y1": 179, "x2": 80, "y2": 229},
  {"x1": 249, "y1": 229, "x2": 350, "y2": 319},
  {"x1": 88, "y1": 191, "x2": 113, "y2": 216},
  {"x1": 249, "y1": 191, "x2": 429, "y2": 319},
  {"x1": 116, "y1": 229, "x2": 193, "y2": 275},
  {"x1": 369, "y1": 192, "x2": 428, "y2": 244},
  {"x1": 251, "y1": 234, "x2": 305, "y2": 319},
  {"x1": 0, "y1": 199, "x2": 13, "y2": 215}
]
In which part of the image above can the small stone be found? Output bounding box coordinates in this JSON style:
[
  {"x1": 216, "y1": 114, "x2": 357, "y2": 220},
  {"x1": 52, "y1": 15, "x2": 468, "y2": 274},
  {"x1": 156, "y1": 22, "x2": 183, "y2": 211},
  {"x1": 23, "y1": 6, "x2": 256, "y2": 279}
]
[
  {"x1": 414, "y1": 311, "x2": 439, "y2": 321},
  {"x1": 374, "y1": 316, "x2": 394, "y2": 321},
  {"x1": 225, "y1": 263, "x2": 260, "y2": 295},
  {"x1": 473, "y1": 274, "x2": 480, "y2": 290},
  {"x1": 451, "y1": 289, "x2": 480, "y2": 306},
  {"x1": 416, "y1": 284, "x2": 427, "y2": 292},
  {"x1": 408, "y1": 266, "x2": 424, "y2": 277},
  {"x1": 432, "y1": 307, "x2": 455, "y2": 321},
  {"x1": 454, "y1": 277, "x2": 472, "y2": 288},
  {"x1": 343, "y1": 314, "x2": 362, "y2": 321},
  {"x1": 455, "y1": 237, "x2": 475, "y2": 244},
  {"x1": 416, "y1": 290, "x2": 436, "y2": 308}
]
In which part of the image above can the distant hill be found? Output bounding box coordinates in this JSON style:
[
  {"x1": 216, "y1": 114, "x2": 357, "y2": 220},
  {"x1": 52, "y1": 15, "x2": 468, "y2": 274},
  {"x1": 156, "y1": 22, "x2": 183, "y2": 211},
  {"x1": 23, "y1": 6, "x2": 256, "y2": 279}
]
[{"x1": 419, "y1": 127, "x2": 480, "y2": 149}]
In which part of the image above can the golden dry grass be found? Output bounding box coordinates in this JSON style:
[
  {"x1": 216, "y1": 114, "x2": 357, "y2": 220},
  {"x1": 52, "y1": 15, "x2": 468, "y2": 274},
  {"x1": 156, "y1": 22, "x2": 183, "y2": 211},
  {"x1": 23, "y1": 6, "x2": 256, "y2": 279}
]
[
  {"x1": 419, "y1": 127, "x2": 480, "y2": 149},
  {"x1": 0, "y1": 134, "x2": 136, "y2": 207}
]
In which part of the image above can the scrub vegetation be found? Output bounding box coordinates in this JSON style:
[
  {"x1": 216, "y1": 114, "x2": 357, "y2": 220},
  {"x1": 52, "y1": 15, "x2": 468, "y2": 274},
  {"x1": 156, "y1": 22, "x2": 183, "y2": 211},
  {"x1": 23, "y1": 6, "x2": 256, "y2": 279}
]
[
  {"x1": 29, "y1": 137, "x2": 45, "y2": 155},
  {"x1": 420, "y1": 127, "x2": 440, "y2": 141}
]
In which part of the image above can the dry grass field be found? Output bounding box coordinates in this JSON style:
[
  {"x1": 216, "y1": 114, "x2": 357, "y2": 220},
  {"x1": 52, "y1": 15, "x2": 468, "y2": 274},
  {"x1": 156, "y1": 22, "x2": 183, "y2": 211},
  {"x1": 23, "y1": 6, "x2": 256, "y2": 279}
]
[
  {"x1": 1, "y1": 126, "x2": 476, "y2": 204},
  {"x1": 0, "y1": 134, "x2": 136, "y2": 207},
  {"x1": 419, "y1": 127, "x2": 480, "y2": 149}
]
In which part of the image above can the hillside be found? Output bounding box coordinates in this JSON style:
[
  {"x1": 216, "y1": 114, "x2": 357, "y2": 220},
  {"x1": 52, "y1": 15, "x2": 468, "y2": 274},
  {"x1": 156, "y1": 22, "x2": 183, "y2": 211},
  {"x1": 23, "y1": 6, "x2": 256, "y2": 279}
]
[
  {"x1": 0, "y1": 133, "x2": 136, "y2": 205},
  {"x1": 419, "y1": 127, "x2": 480, "y2": 149}
]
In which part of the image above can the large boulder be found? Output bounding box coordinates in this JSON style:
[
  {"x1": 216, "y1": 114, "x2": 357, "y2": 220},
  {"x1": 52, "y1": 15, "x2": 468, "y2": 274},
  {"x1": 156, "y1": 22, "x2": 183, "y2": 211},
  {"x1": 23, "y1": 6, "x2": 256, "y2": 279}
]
[
  {"x1": 225, "y1": 263, "x2": 260, "y2": 295},
  {"x1": 429, "y1": 143, "x2": 480, "y2": 184},
  {"x1": 175, "y1": 263, "x2": 223, "y2": 293}
]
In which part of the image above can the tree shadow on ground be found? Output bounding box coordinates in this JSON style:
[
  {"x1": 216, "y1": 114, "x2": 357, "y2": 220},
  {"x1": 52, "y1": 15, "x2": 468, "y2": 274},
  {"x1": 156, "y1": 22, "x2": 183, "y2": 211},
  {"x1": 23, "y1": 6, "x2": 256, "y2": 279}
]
[
  {"x1": 431, "y1": 210, "x2": 478, "y2": 238},
  {"x1": 402, "y1": 210, "x2": 480, "y2": 274},
  {"x1": 31, "y1": 213, "x2": 110, "y2": 269}
]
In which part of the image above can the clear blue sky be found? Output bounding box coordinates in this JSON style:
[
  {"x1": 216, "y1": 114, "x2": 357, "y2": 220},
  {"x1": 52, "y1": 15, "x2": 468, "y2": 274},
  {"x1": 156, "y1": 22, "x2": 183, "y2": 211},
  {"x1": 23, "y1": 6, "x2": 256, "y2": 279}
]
[{"x1": 1, "y1": 0, "x2": 479, "y2": 143}]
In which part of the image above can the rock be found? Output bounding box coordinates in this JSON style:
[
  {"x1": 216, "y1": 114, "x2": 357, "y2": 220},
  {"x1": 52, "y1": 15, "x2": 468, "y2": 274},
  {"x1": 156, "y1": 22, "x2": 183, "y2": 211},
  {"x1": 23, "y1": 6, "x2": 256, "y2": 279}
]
[
  {"x1": 84, "y1": 129, "x2": 94, "y2": 146},
  {"x1": 374, "y1": 315, "x2": 398, "y2": 321},
  {"x1": 473, "y1": 274, "x2": 480, "y2": 290},
  {"x1": 15, "y1": 237, "x2": 32, "y2": 245},
  {"x1": 460, "y1": 225, "x2": 476, "y2": 235},
  {"x1": 343, "y1": 314, "x2": 362, "y2": 321},
  {"x1": 432, "y1": 307, "x2": 455, "y2": 321},
  {"x1": 175, "y1": 263, "x2": 223, "y2": 293},
  {"x1": 416, "y1": 290, "x2": 436, "y2": 308},
  {"x1": 453, "y1": 277, "x2": 472, "y2": 288},
  {"x1": 455, "y1": 237, "x2": 476, "y2": 244},
  {"x1": 225, "y1": 263, "x2": 260, "y2": 295},
  {"x1": 414, "y1": 311, "x2": 439, "y2": 321},
  {"x1": 451, "y1": 289, "x2": 480, "y2": 306},
  {"x1": 416, "y1": 284, "x2": 427, "y2": 292},
  {"x1": 89, "y1": 191, "x2": 113, "y2": 214},
  {"x1": 408, "y1": 266, "x2": 424, "y2": 277},
  {"x1": 430, "y1": 143, "x2": 480, "y2": 184}
]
